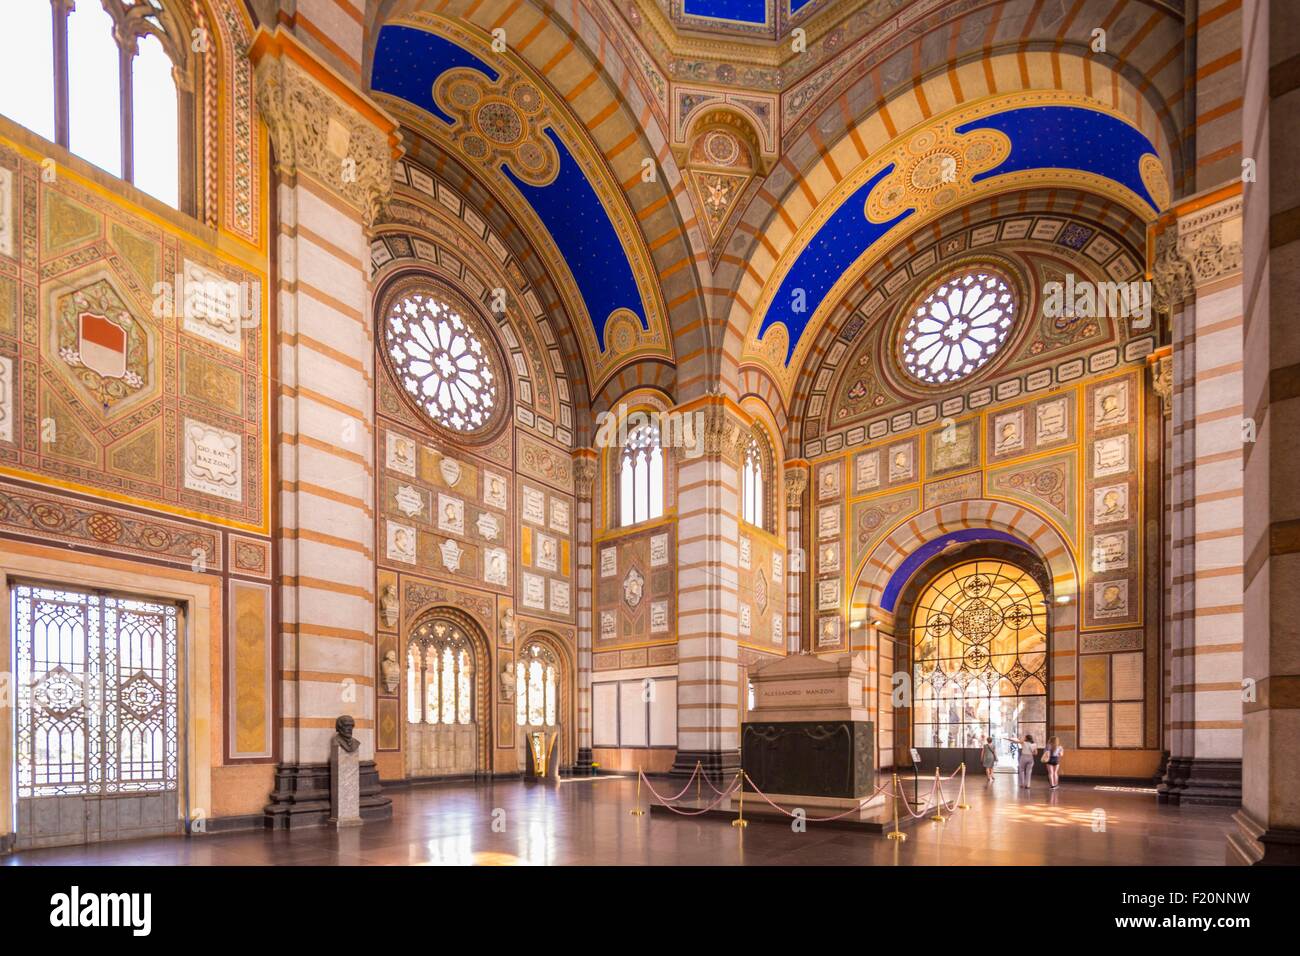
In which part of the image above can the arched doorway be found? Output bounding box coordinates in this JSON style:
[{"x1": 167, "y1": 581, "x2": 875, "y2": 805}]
[
  {"x1": 511, "y1": 632, "x2": 574, "y2": 771},
  {"x1": 898, "y1": 549, "x2": 1051, "y2": 771},
  {"x1": 404, "y1": 611, "x2": 488, "y2": 778}
]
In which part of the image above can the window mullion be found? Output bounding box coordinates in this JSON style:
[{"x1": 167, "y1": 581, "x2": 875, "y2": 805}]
[
  {"x1": 52, "y1": 0, "x2": 72, "y2": 147},
  {"x1": 119, "y1": 38, "x2": 134, "y2": 183}
]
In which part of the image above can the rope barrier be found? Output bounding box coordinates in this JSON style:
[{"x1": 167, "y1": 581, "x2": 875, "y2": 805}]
[
  {"x1": 636, "y1": 769, "x2": 742, "y2": 816},
  {"x1": 633, "y1": 761, "x2": 973, "y2": 830}
]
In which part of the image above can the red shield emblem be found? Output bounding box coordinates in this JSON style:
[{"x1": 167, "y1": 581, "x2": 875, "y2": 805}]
[{"x1": 77, "y1": 312, "x2": 127, "y2": 379}]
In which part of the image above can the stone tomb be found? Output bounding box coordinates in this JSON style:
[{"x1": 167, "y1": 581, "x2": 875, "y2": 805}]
[{"x1": 739, "y1": 654, "x2": 880, "y2": 817}]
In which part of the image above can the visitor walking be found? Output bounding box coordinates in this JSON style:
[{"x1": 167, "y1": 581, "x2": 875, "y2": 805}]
[
  {"x1": 1006, "y1": 734, "x2": 1038, "y2": 789},
  {"x1": 1043, "y1": 736, "x2": 1064, "y2": 789},
  {"x1": 980, "y1": 736, "x2": 998, "y2": 783}
]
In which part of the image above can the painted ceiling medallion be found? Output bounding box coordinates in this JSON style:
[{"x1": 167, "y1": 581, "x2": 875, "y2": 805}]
[{"x1": 433, "y1": 69, "x2": 558, "y2": 187}]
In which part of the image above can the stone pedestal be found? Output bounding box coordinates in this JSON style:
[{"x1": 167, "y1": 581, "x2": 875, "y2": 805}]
[
  {"x1": 329, "y1": 744, "x2": 362, "y2": 828},
  {"x1": 741, "y1": 653, "x2": 875, "y2": 804}
]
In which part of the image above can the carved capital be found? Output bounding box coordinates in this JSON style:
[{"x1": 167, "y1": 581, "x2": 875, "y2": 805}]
[
  {"x1": 1150, "y1": 353, "x2": 1173, "y2": 418},
  {"x1": 572, "y1": 451, "x2": 598, "y2": 497},
  {"x1": 783, "y1": 464, "x2": 809, "y2": 499},
  {"x1": 697, "y1": 402, "x2": 750, "y2": 464},
  {"x1": 253, "y1": 33, "x2": 398, "y2": 229},
  {"x1": 1150, "y1": 193, "x2": 1243, "y2": 315}
]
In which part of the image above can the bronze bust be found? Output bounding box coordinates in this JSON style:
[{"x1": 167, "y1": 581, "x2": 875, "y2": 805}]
[{"x1": 333, "y1": 714, "x2": 361, "y2": 754}]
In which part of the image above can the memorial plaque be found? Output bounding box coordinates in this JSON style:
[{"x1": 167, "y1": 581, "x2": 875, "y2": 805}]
[
  {"x1": 1111, "y1": 652, "x2": 1143, "y2": 701},
  {"x1": 1079, "y1": 702, "x2": 1110, "y2": 748},
  {"x1": 1111, "y1": 702, "x2": 1143, "y2": 747}
]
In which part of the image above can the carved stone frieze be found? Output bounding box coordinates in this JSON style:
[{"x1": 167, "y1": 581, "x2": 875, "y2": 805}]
[
  {"x1": 572, "y1": 452, "x2": 598, "y2": 498},
  {"x1": 254, "y1": 50, "x2": 396, "y2": 228},
  {"x1": 1150, "y1": 194, "x2": 1243, "y2": 314}
]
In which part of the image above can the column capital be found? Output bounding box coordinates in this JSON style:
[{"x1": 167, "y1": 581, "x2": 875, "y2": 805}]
[
  {"x1": 572, "y1": 448, "x2": 598, "y2": 497},
  {"x1": 250, "y1": 27, "x2": 403, "y2": 228},
  {"x1": 1148, "y1": 184, "x2": 1244, "y2": 313},
  {"x1": 783, "y1": 458, "x2": 809, "y2": 497}
]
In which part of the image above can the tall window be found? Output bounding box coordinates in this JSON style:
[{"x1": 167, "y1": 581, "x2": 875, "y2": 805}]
[
  {"x1": 618, "y1": 420, "x2": 664, "y2": 526},
  {"x1": 516, "y1": 641, "x2": 558, "y2": 727},
  {"x1": 406, "y1": 619, "x2": 475, "y2": 726},
  {"x1": 0, "y1": 0, "x2": 190, "y2": 208},
  {"x1": 741, "y1": 434, "x2": 765, "y2": 529},
  {"x1": 911, "y1": 559, "x2": 1047, "y2": 751}
]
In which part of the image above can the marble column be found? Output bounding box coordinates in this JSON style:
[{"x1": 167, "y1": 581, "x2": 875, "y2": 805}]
[
  {"x1": 670, "y1": 397, "x2": 747, "y2": 780},
  {"x1": 249, "y1": 27, "x2": 401, "y2": 826},
  {"x1": 1228, "y1": 0, "x2": 1300, "y2": 865},
  {"x1": 1152, "y1": 189, "x2": 1245, "y2": 806},
  {"x1": 782, "y1": 461, "x2": 809, "y2": 655},
  {"x1": 572, "y1": 449, "x2": 597, "y2": 774}
]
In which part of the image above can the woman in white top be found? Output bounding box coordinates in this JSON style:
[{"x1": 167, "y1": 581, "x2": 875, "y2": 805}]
[{"x1": 1007, "y1": 734, "x2": 1038, "y2": 789}]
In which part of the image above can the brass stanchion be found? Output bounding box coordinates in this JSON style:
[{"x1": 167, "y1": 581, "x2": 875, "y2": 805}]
[
  {"x1": 629, "y1": 771, "x2": 646, "y2": 816},
  {"x1": 929, "y1": 767, "x2": 946, "y2": 823},
  {"x1": 695, "y1": 760, "x2": 702, "y2": 804},
  {"x1": 731, "y1": 770, "x2": 748, "y2": 828},
  {"x1": 956, "y1": 763, "x2": 970, "y2": 811},
  {"x1": 886, "y1": 773, "x2": 907, "y2": 842}
]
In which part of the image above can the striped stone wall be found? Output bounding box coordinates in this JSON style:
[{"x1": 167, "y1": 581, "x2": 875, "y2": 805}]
[
  {"x1": 671, "y1": 400, "x2": 746, "y2": 776},
  {"x1": 1230, "y1": 0, "x2": 1300, "y2": 864},
  {"x1": 252, "y1": 29, "x2": 397, "y2": 767},
  {"x1": 1153, "y1": 187, "x2": 1245, "y2": 804}
]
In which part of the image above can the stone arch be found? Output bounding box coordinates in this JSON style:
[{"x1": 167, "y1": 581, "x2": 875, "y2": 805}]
[
  {"x1": 848, "y1": 499, "x2": 1081, "y2": 758},
  {"x1": 719, "y1": 50, "x2": 1180, "y2": 405},
  {"x1": 514, "y1": 627, "x2": 577, "y2": 768},
  {"x1": 402, "y1": 604, "x2": 493, "y2": 775}
]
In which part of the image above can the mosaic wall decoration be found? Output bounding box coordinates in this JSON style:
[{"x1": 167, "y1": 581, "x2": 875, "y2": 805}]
[
  {"x1": 737, "y1": 528, "x2": 783, "y2": 649},
  {"x1": 227, "y1": 579, "x2": 273, "y2": 760},
  {"x1": 517, "y1": 475, "x2": 575, "y2": 622},
  {"x1": 986, "y1": 451, "x2": 1078, "y2": 545},
  {"x1": 378, "y1": 422, "x2": 514, "y2": 598},
  {"x1": 594, "y1": 522, "x2": 675, "y2": 649},
  {"x1": 1082, "y1": 369, "x2": 1142, "y2": 630},
  {"x1": 0, "y1": 135, "x2": 268, "y2": 532},
  {"x1": 848, "y1": 488, "x2": 920, "y2": 575}
]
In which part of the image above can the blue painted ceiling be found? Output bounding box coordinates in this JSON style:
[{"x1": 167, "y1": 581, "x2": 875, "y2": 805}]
[
  {"x1": 371, "y1": 24, "x2": 647, "y2": 353},
  {"x1": 758, "y1": 104, "x2": 1161, "y2": 366},
  {"x1": 682, "y1": 0, "x2": 769, "y2": 24}
]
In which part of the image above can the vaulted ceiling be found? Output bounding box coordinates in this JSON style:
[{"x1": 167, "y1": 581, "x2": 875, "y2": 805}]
[{"x1": 363, "y1": 0, "x2": 1189, "y2": 440}]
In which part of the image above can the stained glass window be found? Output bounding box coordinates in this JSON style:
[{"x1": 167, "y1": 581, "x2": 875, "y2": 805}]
[
  {"x1": 383, "y1": 287, "x2": 499, "y2": 433},
  {"x1": 619, "y1": 421, "x2": 664, "y2": 526},
  {"x1": 901, "y1": 270, "x2": 1017, "y2": 385},
  {"x1": 518, "y1": 641, "x2": 559, "y2": 727},
  {"x1": 406, "y1": 620, "x2": 475, "y2": 726},
  {"x1": 911, "y1": 560, "x2": 1048, "y2": 752}
]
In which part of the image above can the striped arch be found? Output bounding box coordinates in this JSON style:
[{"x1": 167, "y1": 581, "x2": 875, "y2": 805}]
[
  {"x1": 719, "y1": 47, "x2": 1180, "y2": 405},
  {"x1": 737, "y1": 365, "x2": 790, "y2": 453},
  {"x1": 515, "y1": 628, "x2": 578, "y2": 768},
  {"x1": 850, "y1": 499, "x2": 1081, "y2": 749}
]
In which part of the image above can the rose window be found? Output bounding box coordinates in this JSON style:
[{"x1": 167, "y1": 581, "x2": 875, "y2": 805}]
[
  {"x1": 901, "y1": 270, "x2": 1017, "y2": 385},
  {"x1": 383, "y1": 288, "x2": 499, "y2": 434}
]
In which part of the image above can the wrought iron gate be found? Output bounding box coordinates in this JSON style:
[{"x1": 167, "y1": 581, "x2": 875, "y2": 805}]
[{"x1": 13, "y1": 583, "x2": 181, "y2": 848}]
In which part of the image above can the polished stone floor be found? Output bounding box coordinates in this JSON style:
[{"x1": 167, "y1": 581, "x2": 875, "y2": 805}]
[{"x1": 3, "y1": 771, "x2": 1236, "y2": 866}]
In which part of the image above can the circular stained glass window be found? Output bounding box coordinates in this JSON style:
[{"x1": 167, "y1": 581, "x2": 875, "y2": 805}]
[
  {"x1": 383, "y1": 285, "x2": 500, "y2": 434},
  {"x1": 901, "y1": 270, "x2": 1017, "y2": 385}
]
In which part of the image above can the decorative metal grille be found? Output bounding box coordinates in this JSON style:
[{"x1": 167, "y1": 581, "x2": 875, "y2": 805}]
[
  {"x1": 14, "y1": 584, "x2": 179, "y2": 798},
  {"x1": 910, "y1": 560, "x2": 1047, "y2": 750}
]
